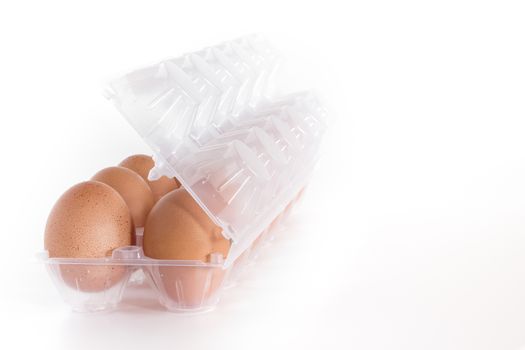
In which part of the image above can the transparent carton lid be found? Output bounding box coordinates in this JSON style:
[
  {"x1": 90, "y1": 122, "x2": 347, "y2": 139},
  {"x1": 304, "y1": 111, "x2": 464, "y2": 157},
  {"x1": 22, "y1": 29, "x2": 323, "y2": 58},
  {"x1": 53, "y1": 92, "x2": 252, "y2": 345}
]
[{"x1": 105, "y1": 36, "x2": 326, "y2": 265}]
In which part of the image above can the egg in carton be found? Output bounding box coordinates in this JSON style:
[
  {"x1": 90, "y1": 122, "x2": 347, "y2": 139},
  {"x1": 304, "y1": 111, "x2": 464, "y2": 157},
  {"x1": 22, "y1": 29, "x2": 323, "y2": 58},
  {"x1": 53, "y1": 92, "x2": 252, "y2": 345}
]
[{"x1": 41, "y1": 35, "x2": 326, "y2": 312}]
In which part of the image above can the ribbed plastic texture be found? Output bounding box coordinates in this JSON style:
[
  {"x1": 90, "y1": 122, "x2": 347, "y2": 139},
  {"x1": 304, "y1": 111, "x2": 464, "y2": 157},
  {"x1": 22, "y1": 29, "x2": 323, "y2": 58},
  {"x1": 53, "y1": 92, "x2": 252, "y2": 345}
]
[
  {"x1": 42, "y1": 36, "x2": 326, "y2": 313},
  {"x1": 106, "y1": 35, "x2": 326, "y2": 265}
]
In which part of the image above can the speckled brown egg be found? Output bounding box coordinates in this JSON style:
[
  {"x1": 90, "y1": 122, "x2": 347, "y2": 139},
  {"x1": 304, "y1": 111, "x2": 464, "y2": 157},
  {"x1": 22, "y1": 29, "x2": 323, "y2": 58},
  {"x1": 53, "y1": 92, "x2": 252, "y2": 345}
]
[
  {"x1": 119, "y1": 154, "x2": 181, "y2": 202},
  {"x1": 143, "y1": 188, "x2": 230, "y2": 307},
  {"x1": 143, "y1": 188, "x2": 230, "y2": 261},
  {"x1": 92, "y1": 166, "x2": 154, "y2": 227},
  {"x1": 44, "y1": 181, "x2": 133, "y2": 292}
]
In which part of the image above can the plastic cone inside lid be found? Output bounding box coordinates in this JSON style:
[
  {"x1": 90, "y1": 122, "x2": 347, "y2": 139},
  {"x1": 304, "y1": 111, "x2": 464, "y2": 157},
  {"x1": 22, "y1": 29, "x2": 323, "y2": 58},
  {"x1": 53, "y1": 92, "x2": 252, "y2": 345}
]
[{"x1": 106, "y1": 36, "x2": 326, "y2": 266}]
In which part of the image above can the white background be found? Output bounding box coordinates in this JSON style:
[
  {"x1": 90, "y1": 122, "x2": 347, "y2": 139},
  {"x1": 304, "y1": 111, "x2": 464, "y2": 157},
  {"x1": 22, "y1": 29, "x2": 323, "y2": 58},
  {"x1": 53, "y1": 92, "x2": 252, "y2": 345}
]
[{"x1": 1, "y1": 1, "x2": 525, "y2": 349}]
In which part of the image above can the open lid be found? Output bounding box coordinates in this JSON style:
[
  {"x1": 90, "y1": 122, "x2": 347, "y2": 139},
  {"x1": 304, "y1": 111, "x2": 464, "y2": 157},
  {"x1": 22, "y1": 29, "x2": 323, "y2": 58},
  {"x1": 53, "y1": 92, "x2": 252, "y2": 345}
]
[{"x1": 105, "y1": 36, "x2": 326, "y2": 266}]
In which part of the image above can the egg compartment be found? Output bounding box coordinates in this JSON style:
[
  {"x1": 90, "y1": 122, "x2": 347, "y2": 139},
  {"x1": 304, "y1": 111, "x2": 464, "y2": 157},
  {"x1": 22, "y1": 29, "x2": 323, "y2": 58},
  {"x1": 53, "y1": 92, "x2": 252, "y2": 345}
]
[{"x1": 42, "y1": 245, "x2": 229, "y2": 313}]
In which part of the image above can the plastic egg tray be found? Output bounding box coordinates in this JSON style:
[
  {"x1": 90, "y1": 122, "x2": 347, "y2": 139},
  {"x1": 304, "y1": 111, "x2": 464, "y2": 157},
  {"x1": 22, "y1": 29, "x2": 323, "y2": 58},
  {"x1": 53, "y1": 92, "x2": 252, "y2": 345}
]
[{"x1": 42, "y1": 35, "x2": 326, "y2": 313}]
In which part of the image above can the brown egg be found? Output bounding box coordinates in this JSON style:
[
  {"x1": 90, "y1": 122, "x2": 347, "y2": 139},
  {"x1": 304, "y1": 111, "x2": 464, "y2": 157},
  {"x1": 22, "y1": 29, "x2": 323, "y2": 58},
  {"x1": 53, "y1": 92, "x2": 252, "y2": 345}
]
[
  {"x1": 151, "y1": 265, "x2": 225, "y2": 309},
  {"x1": 44, "y1": 181, "x2": 133, "y2": 292},
  {"x1": 143, "y1": 188, "x2": 230, "y2": 261},
  {"x1": 143, "y1": 188, "x2": 230, "y2": 307},
  {"x1": 119, "y1": 154, "x2": 181, "y2": 202},
  {"x1": 92, "y1": 166, "x2": 154, "y2": 227}
]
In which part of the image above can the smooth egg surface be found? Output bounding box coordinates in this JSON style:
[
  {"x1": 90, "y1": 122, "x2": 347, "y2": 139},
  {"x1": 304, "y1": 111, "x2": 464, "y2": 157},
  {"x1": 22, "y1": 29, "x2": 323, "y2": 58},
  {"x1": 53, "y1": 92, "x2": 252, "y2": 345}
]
[{"x1": 143, "y1": 188, "x2": 230, "y2": 261}]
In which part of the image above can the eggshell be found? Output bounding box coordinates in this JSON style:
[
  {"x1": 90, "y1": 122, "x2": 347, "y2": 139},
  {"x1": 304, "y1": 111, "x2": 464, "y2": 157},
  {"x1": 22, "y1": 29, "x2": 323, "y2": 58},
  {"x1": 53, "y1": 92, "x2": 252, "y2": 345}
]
[
  {"x1": 119, "y1": 154, "x2": 181, "y2": 202},
  {"x1": 143, "y1": 188, "x2": 230, "y2": 307},
  {"x1": 44, "y1": 181, "x2": 133, "y2": 292},
  {"x1": 150, "y1": 265, "x2": 225, "y2": 309},
  {"x1": 143, "y1": 188, "x2": 230, "y2": 261},
  {"x1": 92, "y1": 166, "x2": 155, "y2": 227}
]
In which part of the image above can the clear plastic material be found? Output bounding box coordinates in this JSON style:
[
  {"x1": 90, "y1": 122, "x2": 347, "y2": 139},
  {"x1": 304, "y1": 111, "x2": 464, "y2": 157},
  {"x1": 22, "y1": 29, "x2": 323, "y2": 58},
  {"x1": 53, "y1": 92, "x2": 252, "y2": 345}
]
[
  {"x1": 42, "y1": 36, "x2": 326, "y2": 312},
  {"x1": 42, "y1": 198, "x2": 301, "y2": 313}
]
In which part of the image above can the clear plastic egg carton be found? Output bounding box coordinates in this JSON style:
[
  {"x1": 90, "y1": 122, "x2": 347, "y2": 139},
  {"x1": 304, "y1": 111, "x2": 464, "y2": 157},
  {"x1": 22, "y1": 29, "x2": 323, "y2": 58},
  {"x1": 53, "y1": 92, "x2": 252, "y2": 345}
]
[{"x1": 42, "y1": 35, "x2": 326, "y2": 313}]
